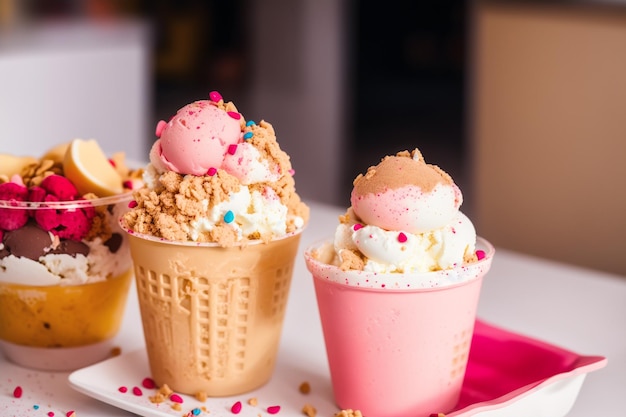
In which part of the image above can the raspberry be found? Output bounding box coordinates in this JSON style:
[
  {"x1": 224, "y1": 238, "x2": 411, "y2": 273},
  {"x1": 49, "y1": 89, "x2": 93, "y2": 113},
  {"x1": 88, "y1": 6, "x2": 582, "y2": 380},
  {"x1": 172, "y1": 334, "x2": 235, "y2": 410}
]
[
  {"x1": 34, "y1": 194, "x2": 95, "y2": 241},
  {"x1": 40, "y1": 175, "x2": 79, "y2": 200},
  {"x1": 28, "y1": 185, "x2": 47, "y2": 202},
  {"x1": 0, "y1": 182, "x2": 29, "y2": 231}
]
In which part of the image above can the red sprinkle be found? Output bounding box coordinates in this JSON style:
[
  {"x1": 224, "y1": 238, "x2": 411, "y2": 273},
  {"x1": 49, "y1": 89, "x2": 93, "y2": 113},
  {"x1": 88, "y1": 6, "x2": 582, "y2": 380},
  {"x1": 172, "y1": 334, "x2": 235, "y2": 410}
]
[
  {"x1": 108, "y1": 159, "x2": 116, "y2": 167},
  {"x1": 141, "y1": 377, "x2": 156, "y2": 389},
  {"x1": 353, "y1": 223, "x2": 363, "y2": 231},
  {"x1": 231, "y1": 400, "x2": 242, "y2": 414},
  {"x1": 397, "y1": 232, "x2": 408, "y2": 243},
  {"x1": 66, "y1": 411, "x2": 76, "y2": 417},
  {"x1": 123, "y1": 180, "x2": 133, "y2": 190},
  {"x1": 170, "y1": 394, "x2": 183, "y2": 404},
  {"x1": 228, "y1": 144, "x2": 238, "y2": 155},
  {"x1": 476, "y1": 250, "x2": 486, "y2": 260},
  {"x1": 13, "y1": 386, "x2": 23, "y2": 398},
  {"x1": 227, "y1": 111, "x2": 241, "y2": 120},
  {"x1": 48, "y1": 413, "x2": 54, "y2": 417},
  {"x1": 128, "y1": 200, "x2": 138, "y2": 208},
  {"x1": 207, "y1": 167, "x2": 217, "y2": 176},
  {"x1": 209, "y1": 91, "x2": 223, "y2": 102},
  {"x1": 132, "y1": 386, "x2": 143, "y2": 396},
  {"x1": 118, "y1": 386, "x2": 128, "y2": 393},
  {"x1": 155, "y1": 120, "x2": 167, "y2": 137},
  {"x1": 267, "y1": 405, "x2": 281, "y2": 414}
]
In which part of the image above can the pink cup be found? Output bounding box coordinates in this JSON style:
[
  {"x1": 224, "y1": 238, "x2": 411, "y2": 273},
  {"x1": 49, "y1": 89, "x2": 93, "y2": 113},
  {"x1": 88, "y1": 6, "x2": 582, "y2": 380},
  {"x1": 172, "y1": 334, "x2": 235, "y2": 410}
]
[{"x1": 304, "y1": 237, "x2": 494, "y2": 417}]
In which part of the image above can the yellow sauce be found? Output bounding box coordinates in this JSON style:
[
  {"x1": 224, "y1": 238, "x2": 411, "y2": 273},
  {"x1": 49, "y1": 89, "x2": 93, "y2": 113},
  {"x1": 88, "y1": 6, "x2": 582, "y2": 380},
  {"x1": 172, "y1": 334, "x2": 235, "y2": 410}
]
[{"x1": 0, "y1": 270, "x2": 132, "y2": 347}]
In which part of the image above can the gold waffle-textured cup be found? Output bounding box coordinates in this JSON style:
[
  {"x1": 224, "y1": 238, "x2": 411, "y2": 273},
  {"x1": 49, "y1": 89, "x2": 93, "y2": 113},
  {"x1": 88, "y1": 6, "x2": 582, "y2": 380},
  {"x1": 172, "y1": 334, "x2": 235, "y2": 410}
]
[{"x1": 126, "y1": 230, "x2": 302, "y2": 396}]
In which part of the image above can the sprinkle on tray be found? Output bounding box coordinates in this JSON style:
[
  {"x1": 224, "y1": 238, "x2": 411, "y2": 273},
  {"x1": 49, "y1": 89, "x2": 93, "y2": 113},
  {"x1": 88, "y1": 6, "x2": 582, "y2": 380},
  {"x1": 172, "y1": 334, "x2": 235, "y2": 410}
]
[
  {"x1": 231, "y1": 400, "x2": 242, "y2": 414},
  {"x1": 142, "y1": 377, "x2": 156, "y2": 389},
  {"x1": 299, "y1": 381, "x2": 311, "y2": 394},
  {"x1": 267, "y1": 405, "x2": 281, "y2": 414},
  {"x1": 118, "y1": 386, "x2": 128, "y2": 393},
  {"x1": 302, "y1": 404, "x2": 317, "y2": 417},
  {"x1": 13, "y1": 386, "x2": 23, "y2": 398},
  {"x1": 132, "y1": 386, "x2": 143, "y2": 396}
]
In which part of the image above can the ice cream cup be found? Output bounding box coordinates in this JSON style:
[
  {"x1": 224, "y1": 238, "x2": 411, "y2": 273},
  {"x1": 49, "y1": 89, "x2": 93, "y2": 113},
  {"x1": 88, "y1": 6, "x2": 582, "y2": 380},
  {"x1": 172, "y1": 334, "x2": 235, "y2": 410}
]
[
  {"x1": 0, "y1": 193, "x2": 134, "y2": 371},
  {"x1": 121, "y1": 223, "x2": 304, "y2": 396},
  {"x1": 304, "y1": 237, "x2": 495, "y2": 417}
]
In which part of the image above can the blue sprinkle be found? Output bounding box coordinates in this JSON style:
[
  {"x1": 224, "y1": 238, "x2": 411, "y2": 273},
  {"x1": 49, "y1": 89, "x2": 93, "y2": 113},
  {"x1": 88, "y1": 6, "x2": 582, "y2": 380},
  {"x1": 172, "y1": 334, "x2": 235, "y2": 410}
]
[
  {"x1": 246, "y1": 120, "x2": 256, "y2": 126},
  {"x1": 33, "y1": 405, "x2": 40, "y2": 410},
  {"x1": 192, "y1": 408, "x2": 202, "y2": 415},
  {"x1": 243, "y1": 132, "x2": 254, "y2": 140},
  {"x1": 224, "y1": 210, "x2": 235, "y2": 223}
]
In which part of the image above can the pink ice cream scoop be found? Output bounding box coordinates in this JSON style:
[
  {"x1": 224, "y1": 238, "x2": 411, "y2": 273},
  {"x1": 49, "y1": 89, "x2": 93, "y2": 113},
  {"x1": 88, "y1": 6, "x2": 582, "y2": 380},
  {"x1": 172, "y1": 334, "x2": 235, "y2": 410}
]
[
  {"x1": 350, "y1": 150, "x2": 462, "y2": 234},
  {"x1": 152, "y1": 100, "x2": 242, "y2": 175}
]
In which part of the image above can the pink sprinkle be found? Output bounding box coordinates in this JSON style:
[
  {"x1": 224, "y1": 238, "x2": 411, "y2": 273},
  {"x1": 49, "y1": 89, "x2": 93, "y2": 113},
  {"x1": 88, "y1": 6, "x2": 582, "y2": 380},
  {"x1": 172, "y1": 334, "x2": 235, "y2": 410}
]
[
  {"x1": 132, "y1": 386, "x2": 143, "y2": 396},
  {"x1": 353, "y1": 223, "x2": 363, "y2": 231},
  {"x1": 66, "y1": 411, "x2": 76, "y2": 417},
  {"x1": 231, "y1": 401, "x2": 242, "y2": 414},
  {"x1": 228, "y1": 144, "x2": 238, "y2": 155},
  {"x1": 128, "y1": 200, "x2": 138, "y2": 208},
  {"x1": 118, "y1": 386, "x2": 128, "y2": 393},
  {"x1": 209, "y1": 91, "x2": 223, "y2": 102},
  {"x1": 123, "y1": 180, "x2": 133, "y2": 190},
  {"x1": 267, "y1": 405, "x2": 281, "y2": 414},
  {"x1": 288, "y1": 169, "x2": 295, "y2": 176},
  {"x1": 476, "y1": 250, "x2": 486, "y2": 260},
  {"x1": 108, "y1": 159, "x2": 116, "y2": 167},
  {"x1": 142, "y1": 377, "x2": 156, "y2": 389},
  {"x1": 227, "y1": 111, "x2": 241, "y2": 120},
  {"x1": 170, "y1": 394, "x2": 183, "y2": 404},
  {"x1": 48, "y1": 413, "x2": 54, "y2": 417},
  {"x1": 207, "y1": 167, "x2": 217, "y2": 176},
  {"x1": 13, "y1": 386, "x2": 23, "y2": 398},
  {"x1": 397, "y1": 232, "x2": 407, "y2": 243},
  {"x1": 155, "y1": 120, "x2": 167, "y2": 137}
]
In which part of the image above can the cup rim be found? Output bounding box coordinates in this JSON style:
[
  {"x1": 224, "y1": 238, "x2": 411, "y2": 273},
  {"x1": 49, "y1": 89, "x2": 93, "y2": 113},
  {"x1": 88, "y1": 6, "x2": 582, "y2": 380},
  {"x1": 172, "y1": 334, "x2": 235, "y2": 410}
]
[
  {"x1": 0, "y1": 192, "x2": 133, "y2": 210},
  {"x1": 304, "y1": 236, "x2": 495, "y2": 292},
  {"x1": 119, "y1": 216, "x2": 306, "y2": 248}
]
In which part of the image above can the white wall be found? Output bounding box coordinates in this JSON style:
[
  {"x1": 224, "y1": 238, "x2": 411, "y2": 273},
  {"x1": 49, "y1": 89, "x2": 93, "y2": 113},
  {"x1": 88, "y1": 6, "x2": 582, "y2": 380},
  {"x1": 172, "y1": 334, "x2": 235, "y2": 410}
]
[{"x1": 0, "y1": 20, "x2": 151, "y2": 161}]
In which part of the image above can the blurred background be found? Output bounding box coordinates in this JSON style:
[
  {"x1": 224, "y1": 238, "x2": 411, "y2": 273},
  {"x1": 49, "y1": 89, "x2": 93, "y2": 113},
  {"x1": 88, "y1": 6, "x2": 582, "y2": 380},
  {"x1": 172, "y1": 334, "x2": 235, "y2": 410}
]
[{"x1": 1, "y1": 0, "x2": 625, "y2": 277}]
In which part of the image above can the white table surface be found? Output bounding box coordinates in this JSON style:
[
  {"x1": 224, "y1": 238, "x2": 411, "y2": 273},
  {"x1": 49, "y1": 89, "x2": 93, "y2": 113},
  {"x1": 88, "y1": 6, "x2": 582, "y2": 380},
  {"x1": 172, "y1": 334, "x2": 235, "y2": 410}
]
[{"x1": 1, "y1": 200, "x2": 624, "y2": 416}]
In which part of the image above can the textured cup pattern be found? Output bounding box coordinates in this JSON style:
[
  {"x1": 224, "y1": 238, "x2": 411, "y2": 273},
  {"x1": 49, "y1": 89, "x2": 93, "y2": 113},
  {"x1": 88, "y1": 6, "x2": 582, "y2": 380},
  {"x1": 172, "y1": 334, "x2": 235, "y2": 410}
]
[
  {"x1": 128, "y1": 231, "x2": 301, "y2": 396},
  {"x1": 136, "y1": 266, "x2": 291, "y2": 379}
]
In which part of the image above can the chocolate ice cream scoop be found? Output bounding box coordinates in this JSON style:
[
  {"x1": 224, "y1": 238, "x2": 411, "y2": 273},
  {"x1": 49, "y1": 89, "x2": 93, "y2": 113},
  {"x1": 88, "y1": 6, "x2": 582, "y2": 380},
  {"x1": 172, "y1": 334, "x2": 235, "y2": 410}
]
[{"x1": 0, "y1": 220, "x2": 89, "y2": 261}]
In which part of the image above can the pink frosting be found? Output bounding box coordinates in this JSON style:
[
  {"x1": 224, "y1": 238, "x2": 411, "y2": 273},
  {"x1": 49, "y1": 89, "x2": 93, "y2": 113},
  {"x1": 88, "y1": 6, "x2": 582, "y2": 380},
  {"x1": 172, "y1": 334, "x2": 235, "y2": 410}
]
[
  {"x1": 350, "y1": 183, "x2": 462, "y2": 234},
  {"x1": 153, "y1": 101, "x2": 241, "y2": 175}
]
